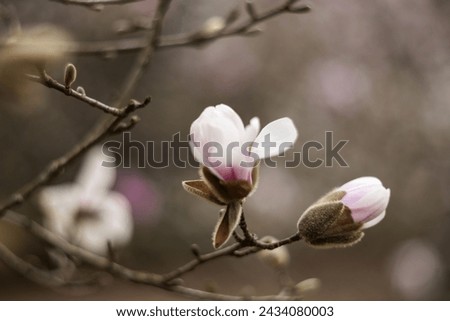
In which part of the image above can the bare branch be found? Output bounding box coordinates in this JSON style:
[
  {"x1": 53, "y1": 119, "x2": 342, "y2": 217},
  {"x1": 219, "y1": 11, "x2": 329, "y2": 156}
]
[
  {"x1": 26, "y1": 71, "x2": 149, "y2": 116},
  {"x1": 3, "y1": 211, "x2": 302, "y2": 300},
  {"x1": 161, "y1": 211, "x2": 302, "y2": 282},
  {"x1": 52, "y1": 0, "x2": 310, "y2": 56},
  {"x1": 111, "y1": 115, "x2": 141, "y2": 133},
  {"x1": 115, "y1": 0, "x2": 172, "y2": 106},
  {"x1": 50, "y1": 0, "x2": 144, "y2": 7},
  {"x1": 158, "y1": 0, "x2": 310, "y2": 49},
  {"x1": 161, "y1": 243, "x2": 243, "y2": 282}
]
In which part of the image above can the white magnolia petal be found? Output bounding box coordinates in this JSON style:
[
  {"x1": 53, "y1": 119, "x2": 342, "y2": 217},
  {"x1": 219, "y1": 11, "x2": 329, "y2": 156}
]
[
  {"x1": 76, "y1": 147, "x2": 116, "y2": 194},
  {"x1": 340, "y1": 176, "x2": 382, "y2": 191},
  {"x1": 362, "y1": 210, "x2": 386, "y2": 229},
  {"x1": 189, "y1": 138, "x2": 204, "y2": 164},
  {"x1": 191, "y1": 107, "x2": 248, "y2": 169},
  {"x1": 350, "y1": 188, "x2": 390, "y2": 223},
  {"x1": 75, "y1": 192, "x2": 133, "y2": 254},
  {"x1": 194, "y1": 105, "x2": 245, "y2": 138},
  {"x1": 215, "y1": 104, "x2": 245, "y2": 134},
  {"x1": 39, "y1": 184, "x2": 82, "y2": 237},
  {"x1": 252, "y1": 117, "x2": 298, "y2": 159},
  {"x1": 244, "y1": 117, "x2": 260, "y2": 143}
]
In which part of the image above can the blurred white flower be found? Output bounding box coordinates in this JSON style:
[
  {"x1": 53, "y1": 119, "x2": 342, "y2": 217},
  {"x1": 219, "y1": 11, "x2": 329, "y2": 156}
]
[{"x1": 39, "y1": 147, "x2": 133, "y2": 255}]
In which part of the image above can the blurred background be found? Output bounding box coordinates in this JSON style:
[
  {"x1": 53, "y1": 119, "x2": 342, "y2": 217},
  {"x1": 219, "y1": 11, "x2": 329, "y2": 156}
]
[{"x1": 1, "y1": 0, "x2": 450, "y2": 300}]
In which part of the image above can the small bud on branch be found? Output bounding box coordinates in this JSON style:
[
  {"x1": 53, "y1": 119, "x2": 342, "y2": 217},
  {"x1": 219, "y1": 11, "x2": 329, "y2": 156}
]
[{"x1": 64, "y1": 63, "x2": 77, "y2": 88}]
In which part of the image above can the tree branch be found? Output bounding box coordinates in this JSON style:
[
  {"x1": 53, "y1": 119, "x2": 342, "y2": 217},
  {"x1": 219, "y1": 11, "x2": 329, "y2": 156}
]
[
  {"x1": 161, "y1": 243, "x2": 243, "y2": 282},
  {"x1": 51, "y1": 0, "x2": 310, "y2": 56},
  {"x1": 158, "y1": 0, "x2": 310, "y2": 49},
  {"x1": 2, "y1": 210, "x2": 302, "y2": 300},
  {"x1": 27, "y1": 71, "x2": 149, "y2": 116},
  {"x1": 50, "y1": 0, "x2": 144, "y2": 7},
  {"x1": 115, "y1": 0, "x2": 172, "y2": 106}
]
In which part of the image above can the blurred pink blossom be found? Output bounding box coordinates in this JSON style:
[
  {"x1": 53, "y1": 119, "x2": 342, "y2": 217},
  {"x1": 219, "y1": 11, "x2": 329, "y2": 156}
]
[{"x1": 115, "y1": 171, "x2": 161, "y2": 225}]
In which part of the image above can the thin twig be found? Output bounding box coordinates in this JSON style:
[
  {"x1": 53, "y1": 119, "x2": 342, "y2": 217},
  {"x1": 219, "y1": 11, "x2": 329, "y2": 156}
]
[
  {"x1": 2, "y1": 211, "x2": 301, "y2": 300},
  {"x1": 162, "y1": 214, "x2": 302, "y2": 282},
  {"x1": 50, "y1": 0, "x2": 144, "y2": 6},
  {"x1": 238, "y1": 210, "x2": 302, "y2": 250},
  {"x1": 254, "y1": 233, "x2": 302, "y2": 250},
  {"x1": 26, "y1": 71, "x2": 148, "y2": 116},
  {"x1": 115, "y1": 0, "x2": 172, "y2": 106},
  {"x1": 49, "y1": 0, "x2": 310, "y2": 56},
  {"x1": 233, "y1": 233, "x2": 302, "y2": 257},
  {"x1": 161, "y1": 243, "x2": 243, "y2": 282}
]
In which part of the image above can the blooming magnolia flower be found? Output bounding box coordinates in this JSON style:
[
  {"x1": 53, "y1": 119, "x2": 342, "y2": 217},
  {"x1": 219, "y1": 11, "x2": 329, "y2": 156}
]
[
  {"x1": 39, "y1": 147, "x2": 133, "y2": 255},
  {"x1": 190, "y1": 104, "x2": 297, "y2": 183},
  {"x1": 183, "y1": 104, "x2": 298, "y2": 248},
  {"x1": 297, "y1": 176, "x2": 390, "y2": 248}
]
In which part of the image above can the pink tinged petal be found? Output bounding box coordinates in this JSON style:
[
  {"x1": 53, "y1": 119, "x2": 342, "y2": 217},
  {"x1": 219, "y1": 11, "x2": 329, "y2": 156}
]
[
  {"x1": 345, "y1": 187, "x2": 390, "y2": 224},
  {"x1": 211, "y1": 146, "x2": 254, "y2": 182},
  {"x1": 190, "y1": 105, "x2": 256, "y2": 181},
  {"x1": 340, "y1": 176, "x2": 382, "y2": 190},
  {"x1": 193, "y1": 104, "x2": 245, "y2": 141},
  {"x1": 341, "y1": 176, "x2": 383, "y2": 204},
  {"x1": 190, "y1": 108, "x2": 243, "y2": 167},
  {"x1": 76, "y1": 147, "x2": 116, "y2": 195},
  {"x1": 362, "y1": 210, "x2": 386, "y2": 229},
  {"x1": 214, "y1": 163, "x2": 252, "y2": 182},
  {"x1": 214, "y1": 104, "x2": 245, "y2": 134},
  {"x1": 252, "y1": 117, "x2": 298, "y2": 159}
]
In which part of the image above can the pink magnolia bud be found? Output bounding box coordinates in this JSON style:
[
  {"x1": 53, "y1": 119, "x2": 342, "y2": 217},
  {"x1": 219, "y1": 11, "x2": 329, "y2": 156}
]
[
  {"x1": 340, "y1": 176, "x2": 390, "y2": 228},
  {"x1": 297, "y1": 176, "x2": 390, "y2": 248}
]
